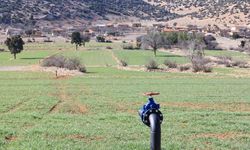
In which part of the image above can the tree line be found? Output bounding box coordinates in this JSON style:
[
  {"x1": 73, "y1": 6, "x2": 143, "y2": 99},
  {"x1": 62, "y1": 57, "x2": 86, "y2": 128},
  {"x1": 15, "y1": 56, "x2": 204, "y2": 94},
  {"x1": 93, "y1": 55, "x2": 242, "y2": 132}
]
[
  {"x1": 137, "y1": 30, "x2": 218, "y2": 56},
  {"x1": 4, "y1": 32, "x2": 90, "y2": 59}
]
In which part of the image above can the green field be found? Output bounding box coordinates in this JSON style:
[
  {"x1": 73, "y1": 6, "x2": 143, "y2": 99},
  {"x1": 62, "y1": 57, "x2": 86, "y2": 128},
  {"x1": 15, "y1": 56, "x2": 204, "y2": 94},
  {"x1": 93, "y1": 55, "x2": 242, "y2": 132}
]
[
  {"x1": 113, "y1": 50, "x2": 188, "y2": 65},
  {"x1": 205, "y1": 50, "x2": 250, "y2": 61},
  {"x1": 0, "y1": 42, "x2": 250, "y2": 149}
]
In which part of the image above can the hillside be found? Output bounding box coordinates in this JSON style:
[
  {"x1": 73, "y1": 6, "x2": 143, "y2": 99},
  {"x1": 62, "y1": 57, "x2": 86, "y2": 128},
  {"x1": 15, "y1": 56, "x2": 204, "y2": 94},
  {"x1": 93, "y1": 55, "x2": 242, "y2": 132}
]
[
  {"x1": 0, "y1": 0, "x2": 175, "y2": 28},
  {"x1": 145, "y1": 0, "x2": 250, "y2": 27},
  {"x1": 1, "y1": 0, "x2": 249, "y2": 29}
]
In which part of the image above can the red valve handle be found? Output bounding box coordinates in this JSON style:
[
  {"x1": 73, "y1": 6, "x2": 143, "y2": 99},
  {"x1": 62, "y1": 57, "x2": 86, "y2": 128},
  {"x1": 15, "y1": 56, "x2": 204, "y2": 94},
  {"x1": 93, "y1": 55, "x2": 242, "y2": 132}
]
[{"x1": 143, "y1": 92, "x2": 160, "y2": 96}]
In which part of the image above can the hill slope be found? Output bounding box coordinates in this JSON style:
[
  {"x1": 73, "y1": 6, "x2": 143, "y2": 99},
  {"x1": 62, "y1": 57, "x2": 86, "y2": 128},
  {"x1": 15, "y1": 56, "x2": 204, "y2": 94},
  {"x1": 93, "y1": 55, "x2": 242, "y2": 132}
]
[
  {"x1": 145, "y1": 0, "x2": 250, "y2": 27},
  {"x1": 0, "y1": 0, "x2": 175, "y2": 27}
]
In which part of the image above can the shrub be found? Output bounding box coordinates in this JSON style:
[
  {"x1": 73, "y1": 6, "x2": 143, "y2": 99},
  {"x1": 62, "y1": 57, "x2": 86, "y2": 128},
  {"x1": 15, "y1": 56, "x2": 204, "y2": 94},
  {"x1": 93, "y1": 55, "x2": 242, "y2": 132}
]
[
  {"x1": 232, "y1": 32, "x2": 241, "y2": 39},
  {"x1": 119, "y1": 59, "x2": 128, "y2": 67},
  {"x1": 145, "y1": 59, "x2": 158, "y2": 70},
  {"x1": 106, "y1": 46, "x2": 112, "y2": 49},
  {"x1": 122, "y1": 43, "x2": 134, "y2": 50},
  {"x1": 215, "y1": 56, "x2": 232, "y2": 67},
  {"x1": 78, "y1": 65, "x2": 87, "y2": 73},
  {"x1": 163, "y1": 60, "x2": 177, "y2": 68},
  {"x1": 64, "y1": 58, "x2": 81, "y2": 70},
  {"x1": 42, "y1": 55, "x2": 66, "y2": 68},
  {"x1": 203, "y1": 66, "x2": 213, "y2": 72},
  {"x1": 44, "y1": 37, "x2": 53, "y2": 42},
  {"x1": 27, "y1": 39, "x2": 33, "y2": 43},
  {"x1": 232, "y1": 60, "x2": 249, "y2": 68},
  {"x1": 179, "y1": 65, "x2": 191, "y2": 71},
  {"x1": 232, "y1": 60, "x2": 245, "y2": 67},
  {"x1": 191, "y1": 56, "x2": 212, "y2": 72},
  {"x1": 42, "y1": 55, "x2": 86, "y2": 72},
  {"x1": 105, "y1": 40, "x2": 112, "y2": 43},
  {"x1": 96, "y1": 36, "x2": 106, "y2": 42},
  {"x1": 217, "y1": 56, "x2": 232, "y2": 61}
]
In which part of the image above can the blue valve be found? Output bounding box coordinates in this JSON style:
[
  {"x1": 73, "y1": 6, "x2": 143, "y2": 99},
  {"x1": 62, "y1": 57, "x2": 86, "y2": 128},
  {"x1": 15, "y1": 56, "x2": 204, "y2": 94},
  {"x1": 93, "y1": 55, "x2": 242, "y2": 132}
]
[{"x1": 139, "y1": 95, "x2": 163, "y2": 127}]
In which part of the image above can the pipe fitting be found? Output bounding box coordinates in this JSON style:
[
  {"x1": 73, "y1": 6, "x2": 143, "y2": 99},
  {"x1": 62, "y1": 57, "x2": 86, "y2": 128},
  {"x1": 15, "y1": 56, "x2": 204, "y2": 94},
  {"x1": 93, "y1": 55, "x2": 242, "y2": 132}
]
[{"x1": 138, "y1": 97, "x2": 163, "y2": 127}]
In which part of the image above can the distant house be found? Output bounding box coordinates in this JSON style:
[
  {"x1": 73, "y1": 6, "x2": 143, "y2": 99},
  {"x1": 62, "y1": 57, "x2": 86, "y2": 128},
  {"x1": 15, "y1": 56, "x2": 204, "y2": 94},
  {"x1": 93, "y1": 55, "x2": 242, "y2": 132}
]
[
  {"x1": 117, "y1": 24, "x2": 131, "y2": 31},
  {"x1": 106, "y1": 24, "x2": 114, "y2": 28},
  {"x1": 163, "y1": 26, "x2": 188, "y2": 33},
  {"x1": 117, "y1": 24, "x2": 130, "y2": 28},
  {"x1": 163, "y1": 27, "x2": 177, "y2": 33},
  {"x1": 84, "y1": 29, "x2": 95, "y2": 37},
  {"x1": 95, "y1": 24, "x2": 107, "y2": 28},
  {"x1": 52, "y1": 28, "x2": 65, "y2": 36},
  {"x1": 153, "y1": 23, "x2": 165, "y2": 29},
  {"x1": 5, "y1": 28, "x2": 23, "y2": 36},
  {"x1": 175, "y1": 26, "x2": 188, "y2": 32}
]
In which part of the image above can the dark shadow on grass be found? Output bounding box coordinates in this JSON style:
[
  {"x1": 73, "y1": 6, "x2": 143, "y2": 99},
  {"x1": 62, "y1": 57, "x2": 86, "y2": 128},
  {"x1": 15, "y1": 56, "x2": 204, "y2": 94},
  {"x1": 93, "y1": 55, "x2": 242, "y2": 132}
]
[
  {"x1": 20, "y1": 57, "x2": 44, "y2": 60},
  {"x1": 156, "y1": 54, "x2": 183, "y2": 58}
]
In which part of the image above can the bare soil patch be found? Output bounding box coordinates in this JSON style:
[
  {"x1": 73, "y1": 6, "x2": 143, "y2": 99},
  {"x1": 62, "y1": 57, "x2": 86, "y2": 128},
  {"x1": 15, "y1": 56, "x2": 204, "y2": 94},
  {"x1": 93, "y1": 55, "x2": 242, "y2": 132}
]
[
  {"x1": 162, "y1": 102, "x2": 250, "y2": 112},
  {"x1": 0, "y1": 65, "x2": 84, "y2": 77},
  {"x1": 5, "y1": 135, "x2": 17, "y2": 142},
  {"x1": 49, "y1": 84, "x2": 88, "y2": 114}
]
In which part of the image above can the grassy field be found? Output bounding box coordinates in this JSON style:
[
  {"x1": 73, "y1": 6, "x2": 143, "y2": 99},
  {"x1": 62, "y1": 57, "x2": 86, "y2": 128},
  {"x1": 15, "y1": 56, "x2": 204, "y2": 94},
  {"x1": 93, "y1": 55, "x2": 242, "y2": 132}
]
[
  {"x1": 113, "y1": 50, "x2": 189, "y2": 65},
  {"x1": 0, "y1": 42, "x2": 250, "y2": 149},
  {"x1": 205, "y1": 50, "x2": 250, "y2": 62}
]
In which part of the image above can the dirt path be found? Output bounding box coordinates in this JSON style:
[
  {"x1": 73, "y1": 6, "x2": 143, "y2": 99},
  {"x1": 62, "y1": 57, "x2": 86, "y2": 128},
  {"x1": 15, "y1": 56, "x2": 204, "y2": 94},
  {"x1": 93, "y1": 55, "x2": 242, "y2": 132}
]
[
  {"x1": 49, "y1": 80, "x2": 88, "y2": 114},
  {"x1": 108, "y1": 50, "x2": 120, "y2": 65},
  {"x1": 0, "y1": 66, "x2": 30, "y2": 71}
]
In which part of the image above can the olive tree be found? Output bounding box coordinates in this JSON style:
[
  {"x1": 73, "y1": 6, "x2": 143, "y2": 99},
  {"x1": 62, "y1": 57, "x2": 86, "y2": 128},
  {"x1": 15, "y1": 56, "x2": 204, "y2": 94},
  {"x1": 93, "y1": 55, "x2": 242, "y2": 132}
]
[
  {"x1": 5, "y1": 35, "x2": 25, "y2": 59},
  {"x1": 71, "y1": 32, "x2": 90, "y2": 50}
]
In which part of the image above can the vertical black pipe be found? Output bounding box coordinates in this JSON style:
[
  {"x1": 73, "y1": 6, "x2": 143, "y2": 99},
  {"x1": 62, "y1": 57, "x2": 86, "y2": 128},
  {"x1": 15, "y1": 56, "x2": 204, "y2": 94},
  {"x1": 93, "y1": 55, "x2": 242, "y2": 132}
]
[{"x1": 149, "y1": 113, "x2": 161, "y2": 150}]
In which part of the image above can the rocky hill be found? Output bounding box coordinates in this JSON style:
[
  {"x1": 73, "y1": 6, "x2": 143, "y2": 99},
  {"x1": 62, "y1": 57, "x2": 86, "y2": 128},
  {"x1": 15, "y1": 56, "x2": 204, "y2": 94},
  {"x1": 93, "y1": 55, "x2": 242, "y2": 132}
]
[
  {"x1": 0, "y1": 0, "x2": 175, "y2": 28},
  {"x1": 145, "y1": 0, "x2": 250, "y2": 27},
  {"x1": 1, "y1": 0, "x2": 249, "y2": 29}
]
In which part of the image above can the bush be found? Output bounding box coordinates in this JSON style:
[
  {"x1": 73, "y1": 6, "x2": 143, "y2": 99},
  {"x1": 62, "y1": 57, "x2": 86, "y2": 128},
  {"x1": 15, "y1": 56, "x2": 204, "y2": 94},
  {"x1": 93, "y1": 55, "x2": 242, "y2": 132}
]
[
  {"x1": 232, "y1": 60, "x2": 249, "y2": 68},
  {"x1": 42, "y1": 55, "x2": 66, "y2": 68},
  {"x1": 122, "y1": 43, "x2": 134, "y2": 50},
  {"x1": 44, "y1": 37, "x2": 53, "y2": 42},
  {"x1": 42, "y1": 55, "x2": 86, "y2": 72},
  {"x1": 96, "y1": 36, "x2": 106, "y2": 42},
  {"x1": 106, "y1": 46, "x2": 112, "y2": 49},
  {"x1": 119, "y1": 59, "x2": 128, "y2": 67},
  {"x1": 217, "y1": 56, "x2": 232, "y2": 61},
  {"x1": 191, "y1": 56, "x2": 212, "y2": 72},
  {"x1": 232, "y1": 32, "x2": 241, "y2": 39},
  {"x1": 179, "y1": 65, "x2": 191, "y2": 71},
  {"x1": 163, "y1": 60, "x2": 177, "y2": 68},
  {"x1": 27, "y1": 39, "x2": 33, "y2": 43},
  {"x1": 215, "y1": 56, "x2": 232, "y2": 67},
  {"x1": 78, "y1": 65, "x2": 87, "y2": 73},
  {"x1": 64, "y1": 58, "x2": 81, "y2": 70},
  {"x1": 145, "y1": 59, "x2": 158, "y2": 70},
  {"x1": 203, "y1": 66, "x2": 213, "y2": 72}
]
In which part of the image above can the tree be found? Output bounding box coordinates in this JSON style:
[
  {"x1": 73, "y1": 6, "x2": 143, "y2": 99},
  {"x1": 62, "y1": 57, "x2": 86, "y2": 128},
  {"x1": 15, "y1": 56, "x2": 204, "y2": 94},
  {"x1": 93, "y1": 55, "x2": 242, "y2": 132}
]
[
  {"x1": 142, "y1": 31, "x2": 164, "y2": 56},
  {"x1": 71, "y1": 32, "x2": 89, "y2": 50},
  {"x1": 4, "y1": 35, "x2": 25, "y2": 59},
  {"x1": 136, "y1": 36, "x2": 143, "y2": 49},
  {"x1": 81, "y1": 34, "x2": 90, "y2": 46},
  {"x1": 96, "y1": 35, "x2": 106, "y2": 42}
]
